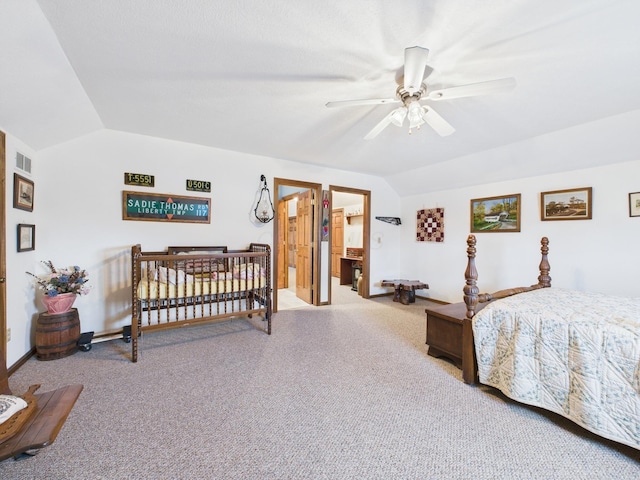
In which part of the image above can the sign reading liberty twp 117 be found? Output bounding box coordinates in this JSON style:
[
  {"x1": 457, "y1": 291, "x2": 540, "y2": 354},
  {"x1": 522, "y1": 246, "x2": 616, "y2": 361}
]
[{"x1": 122, "y1": 191, "x2": 211, "y2": 223}]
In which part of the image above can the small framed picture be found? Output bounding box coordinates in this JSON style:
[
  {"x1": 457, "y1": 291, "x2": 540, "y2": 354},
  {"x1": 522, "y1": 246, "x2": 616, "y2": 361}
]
[
  {"x1": 629, "y1": 192, "x2": 640, "y2": 217},
  {"x1": 13, "y1": 173, "x2": 34, "y2": 212},
  {"x1": 470, "y1": 194, "x2": 521, "y2": 233},
  {"x1": 540, "y1": 187, "x2": 592, "y2": 221},
  {"x1": 17, "y1": 224, "x2": 35, "y2": 252}
]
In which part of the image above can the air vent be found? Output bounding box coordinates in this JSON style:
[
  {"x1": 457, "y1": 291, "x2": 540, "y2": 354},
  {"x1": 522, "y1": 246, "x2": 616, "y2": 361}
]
[{"x1": 16, "y1": 152, "x2": 32, "y2": 173}]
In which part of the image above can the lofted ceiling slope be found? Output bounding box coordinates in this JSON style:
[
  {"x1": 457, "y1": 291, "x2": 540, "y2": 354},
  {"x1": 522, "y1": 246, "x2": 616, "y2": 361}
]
[{"x1": 1, "y1": 0, "x2": 639, "y2": 195}]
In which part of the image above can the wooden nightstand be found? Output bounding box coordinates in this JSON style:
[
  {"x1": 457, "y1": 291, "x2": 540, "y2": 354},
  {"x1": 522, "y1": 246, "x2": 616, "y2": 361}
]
[
  {"x1": 425, "y1": 302, "x2": 487, "y2": 383},
  {"x1": 425, "y1": 302, "x2": 467, "y2": 367}
]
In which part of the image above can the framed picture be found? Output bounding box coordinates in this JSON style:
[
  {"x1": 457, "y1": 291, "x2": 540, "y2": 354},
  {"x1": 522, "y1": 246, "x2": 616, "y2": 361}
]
[
  {"x1": 13, "y1": 173, "x2": 34, "y2": 212},
  {"x1": 540, "y1": 187, "x2": 592, "y2": 221},
  {"x1": 629, "y1": 192, "x2": 640, "y2": 217},
  {"x1": 470, "y1": 194, "x2": 521, "y2": 233},
  {"x1": 17, "y1": 224, "x2": 35, "y2": 252}
]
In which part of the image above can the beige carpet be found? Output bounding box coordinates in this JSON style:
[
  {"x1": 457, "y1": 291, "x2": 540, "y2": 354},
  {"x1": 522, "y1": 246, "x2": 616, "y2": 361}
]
[{"x1": 1, "y1": 293, "x2": 639, "y2": 478}]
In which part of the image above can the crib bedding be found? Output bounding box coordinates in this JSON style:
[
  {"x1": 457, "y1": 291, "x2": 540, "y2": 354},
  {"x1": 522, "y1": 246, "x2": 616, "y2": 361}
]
[
  {"x1": 137, "y1": 276, "x2": 266, "y2": 300},
  {"x1": 472, "y1": 288, "x2": 640, "y2": 449}
]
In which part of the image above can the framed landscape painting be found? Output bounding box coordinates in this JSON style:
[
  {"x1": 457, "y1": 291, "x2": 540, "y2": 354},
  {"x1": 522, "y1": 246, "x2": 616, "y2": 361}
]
[
  {"x1": 541, "y1": 187, "x2": 592, "y2": 221},
  {"x1": 470, "y1": 193, "x2": 521, "y2": 233}
]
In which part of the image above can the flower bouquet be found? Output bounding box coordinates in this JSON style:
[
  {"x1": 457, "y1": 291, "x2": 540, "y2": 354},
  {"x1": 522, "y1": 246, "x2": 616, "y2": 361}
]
[
  {"x1": 27, "y1": 261, "x2": 91, "y2": 314},
  {"x1": 27, "y1": 261, "x2": 91, "y2": 297}
]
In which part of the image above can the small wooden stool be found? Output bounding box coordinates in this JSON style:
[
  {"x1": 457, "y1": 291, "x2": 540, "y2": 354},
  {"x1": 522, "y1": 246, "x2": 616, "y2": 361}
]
[{"x1": 381, "y1": 279, "x2": 429, "y2": 305}]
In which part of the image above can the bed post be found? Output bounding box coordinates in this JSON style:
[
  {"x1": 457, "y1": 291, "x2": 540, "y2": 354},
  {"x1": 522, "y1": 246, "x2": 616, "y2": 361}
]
[
  {"x1": 462, "y1": 235, "x2": 479, "y2": 384},
  {"x1": 248, "y1": 243, "x2": 272, "y2": 334},
  {"x1": 131, "y1": 244, "x2": 142, "y2": 363},
  {"x1": 264, "y1": 244, "x2": 272, "y2": 334},
  {"x1": 463, "y1": 235, "x2": 479, "y2": 320},
  {"x1": 538, "y1": 237, "x2": 551, "y2": 288}
]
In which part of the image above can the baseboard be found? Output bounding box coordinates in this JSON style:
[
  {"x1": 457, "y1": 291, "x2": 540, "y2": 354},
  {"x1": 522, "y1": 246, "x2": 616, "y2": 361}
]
[
  {"x1": 416, "y1": 295, "x2": 448, "y2": 305},
  {"x1": 368, "y1": 292, "x2": 391, "y2": 299},
  {"x1": 8, "y1": 347, "x2": 36, "y2": 377}
]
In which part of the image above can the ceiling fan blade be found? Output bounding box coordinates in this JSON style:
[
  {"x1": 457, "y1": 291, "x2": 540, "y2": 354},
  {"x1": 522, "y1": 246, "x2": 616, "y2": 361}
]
[
  {"x1": 427, "y1": 77, "x2": 516, "y2": 101},
  {"x1": 325, "y1": 98, "x2": 398, "y2": 108},
  {"x1": 422, "y1": 106, "x2": 455, "y2": 136},
  {"x1": 403, "y1": 46, "x2": 430, "y2": 95},
  {"x1": 364, "y1": 107, "x2": 405, "y2": 140}
]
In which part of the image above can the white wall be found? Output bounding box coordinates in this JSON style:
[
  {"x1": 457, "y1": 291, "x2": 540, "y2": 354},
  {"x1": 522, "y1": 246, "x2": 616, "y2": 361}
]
[
  {"x1": 6, "y1": 125, "x2": 638, "y2": 367},
  {"x1": 342, "y1": 203, "x2": 364, "y2": 249},
  {"x1": 5, "y1": 132, "x2": 38, "y2": 363},
  {"x1": 399, "y1": 159, "x2": 640, "y2": 303},
  {"x1": 4, "y1": 129, "x2": 401, "y2": 367}
]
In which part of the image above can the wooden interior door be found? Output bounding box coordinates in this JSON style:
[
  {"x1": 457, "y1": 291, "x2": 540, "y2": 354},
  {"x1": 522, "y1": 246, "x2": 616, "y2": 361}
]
[
  {"x1": 287, "y1": 216, "x2": 297, "y2": 268},
  {"x1": 277, "y1": 199, "x2": 288, "y2": 289},
  {"x1": 296, "y1": 189, "x2": 312, "y2": 303},
  {"x1": 331, "y1": 209, "x2": 344, "y2": 277}
]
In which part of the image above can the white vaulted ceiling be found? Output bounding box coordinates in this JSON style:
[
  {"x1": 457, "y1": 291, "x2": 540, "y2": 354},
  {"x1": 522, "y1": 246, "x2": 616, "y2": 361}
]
[{"x1": 1, "y1": 0, "x2": 639, "y2": 195}]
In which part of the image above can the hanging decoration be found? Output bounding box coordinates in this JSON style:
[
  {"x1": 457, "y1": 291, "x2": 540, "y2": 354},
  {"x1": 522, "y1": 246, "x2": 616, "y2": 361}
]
[
  {"x1": 321, "y1": 190, "x2": 330, "y2": 241},
  {"x1": 254, "y1": 175, "x2": 275, "y2": 223},
  {"x1": 416, "y1": 208, "x2": 444, "y2": 242}
]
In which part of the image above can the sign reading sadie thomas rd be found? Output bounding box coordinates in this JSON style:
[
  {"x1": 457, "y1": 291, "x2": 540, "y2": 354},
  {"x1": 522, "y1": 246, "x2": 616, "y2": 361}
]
[{"x1": 122, "y1": 191, "x2": 211, "y2": 223}]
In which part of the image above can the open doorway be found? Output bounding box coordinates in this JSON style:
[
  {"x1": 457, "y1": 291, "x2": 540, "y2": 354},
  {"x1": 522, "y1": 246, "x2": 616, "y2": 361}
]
[
  {"x1": 273, "y1": 178, "x2": 322, "y2": 312},
  {"x1": 271, "y1": 178, "x2": 371, "y2": 312},
  {"x1": 328, "y1": 185, "x2": 371, "y2": 304}
]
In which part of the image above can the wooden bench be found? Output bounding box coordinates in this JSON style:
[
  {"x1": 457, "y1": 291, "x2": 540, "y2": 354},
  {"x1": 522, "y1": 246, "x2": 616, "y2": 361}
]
[
  {"x1": 381, "y1": 279, "x2": 429, "y2": 305},
  {"x1": 0, "y1": 348, "x2": 83, "y2": 461}
]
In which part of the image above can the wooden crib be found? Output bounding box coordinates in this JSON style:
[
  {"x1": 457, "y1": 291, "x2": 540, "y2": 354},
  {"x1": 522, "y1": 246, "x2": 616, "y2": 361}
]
[{"x1": 130, "y1": 243, "x2": 272, "y2": 362}]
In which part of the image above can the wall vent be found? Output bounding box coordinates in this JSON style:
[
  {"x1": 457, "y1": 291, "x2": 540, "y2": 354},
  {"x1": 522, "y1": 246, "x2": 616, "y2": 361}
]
[{"x1": 16, "y1": 152, "x2": 32, "y2": 173}]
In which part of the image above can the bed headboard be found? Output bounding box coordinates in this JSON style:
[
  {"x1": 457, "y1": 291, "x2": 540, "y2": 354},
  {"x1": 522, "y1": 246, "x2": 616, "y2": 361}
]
[{"x1": 463, "y1": 235, "x2": 551, "y2": 319}]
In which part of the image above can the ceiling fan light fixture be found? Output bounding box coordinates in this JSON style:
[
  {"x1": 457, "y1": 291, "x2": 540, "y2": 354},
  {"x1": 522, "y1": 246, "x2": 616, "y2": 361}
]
[
  {"x1": 407, "y1": 100, "x2": 425, "y2": 132},
  {"x1": 327, "y1": 46, "x2": 511, "y2": 139}
]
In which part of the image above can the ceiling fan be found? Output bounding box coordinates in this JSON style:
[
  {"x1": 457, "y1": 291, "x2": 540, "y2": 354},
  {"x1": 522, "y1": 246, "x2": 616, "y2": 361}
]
[{"x1": 325, "y1": 46, "x2": 516, "y2": 139}]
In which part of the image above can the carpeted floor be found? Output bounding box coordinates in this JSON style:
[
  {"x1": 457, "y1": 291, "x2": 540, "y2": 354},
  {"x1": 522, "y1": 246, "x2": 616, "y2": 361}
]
[{"x1": 2, "y1": 290, "x2": 639, "y2": 479}]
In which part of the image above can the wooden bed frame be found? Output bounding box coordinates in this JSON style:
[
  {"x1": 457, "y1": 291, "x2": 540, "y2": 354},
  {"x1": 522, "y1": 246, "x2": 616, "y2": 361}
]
[
  {"x1": 460, "y1": 235, "x2": 551, "y2": 384},
  {"x1": 130, "y1": 243, "x2": 272, "y2": 362}
]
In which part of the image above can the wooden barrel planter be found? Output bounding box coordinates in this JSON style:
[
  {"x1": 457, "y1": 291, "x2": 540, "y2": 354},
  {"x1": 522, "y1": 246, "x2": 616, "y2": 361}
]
[{"x1": 36, "y1": 308, "x2": 81, "y2": 361}]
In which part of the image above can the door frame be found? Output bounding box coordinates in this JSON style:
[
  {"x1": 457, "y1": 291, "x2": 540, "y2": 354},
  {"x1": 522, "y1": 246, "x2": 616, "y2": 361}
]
[
  {"x1": 328, "y1": 185, "x2": 371, "y2": 302},
  {"x1": 1, "y1": 131, "x2": 6, "y2": 366},
  {"x1": 273, "y1": 178, "x2": 322, "y2": 312}
]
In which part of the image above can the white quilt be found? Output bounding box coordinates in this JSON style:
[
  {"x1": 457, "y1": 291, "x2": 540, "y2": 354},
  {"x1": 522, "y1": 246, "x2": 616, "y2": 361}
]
[{"x1": 472, "y1": 288, "x2": 640, "y2": 450}]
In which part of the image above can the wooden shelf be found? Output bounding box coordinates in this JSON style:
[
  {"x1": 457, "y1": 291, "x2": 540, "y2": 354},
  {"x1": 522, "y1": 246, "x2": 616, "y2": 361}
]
[{"x1": 346, "y1": 214, "x2": 363, "y2": 224}]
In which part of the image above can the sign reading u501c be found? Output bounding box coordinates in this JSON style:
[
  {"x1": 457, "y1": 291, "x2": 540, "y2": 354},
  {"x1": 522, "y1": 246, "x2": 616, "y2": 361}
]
[
  {"x1": 122, "y1": 191, "x2": 210, "y2": 224},
  {"x1": 186, "y1": 179, "x2": 211, "y2": 193}
]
